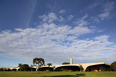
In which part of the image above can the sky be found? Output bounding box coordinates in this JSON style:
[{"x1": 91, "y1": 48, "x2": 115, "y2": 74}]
[{"x1": 0, "y1": 0, "x2": 116, "y2": 68}]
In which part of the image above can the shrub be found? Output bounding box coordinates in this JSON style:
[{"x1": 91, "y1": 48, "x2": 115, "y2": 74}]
[
  {"x1": 20, "y1": 64, "x2": 30, "y2": 71},
  {"x1": 0, "y1": 68, "x2": 4, "y2": 71},
  {"x1": 62, "y1": 62, "x2": 70, "y2": 65},
  {"x1": 111, "y1": 61, "x2": 116, "y2": 71},
  {"x1": 12, "y1": 69, "x2": 17, "y2": 71}
]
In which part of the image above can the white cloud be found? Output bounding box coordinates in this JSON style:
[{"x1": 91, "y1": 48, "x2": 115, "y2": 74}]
[
  {"x1": 90, "y1": 1, "x2": 116, "y2": 22},
  {"x1": 0, "y1": 22, "x2": 116, "y2": 64},
  {"x1": 0, "y1": 23, "x2": 93, "y2": 63},
  {"x1": 74, "y1": 14, "x2": 88, "y2": 26},
  {"x1": 97, "y1": 29, "x2": 103, "y2": 33},
  {"x1": 59, "y1": 9, "x2": 65, "y2": 13},
  {"x1": 1, "y1": 11, "x2": 116, "y2": 65},
  {"x1": 103, "y1": 1, "x2": 115, "y2": 12},
  {"x1": 94, "y1": 35, "x2": 109, "y2": 42},
  {"x1": 98, "y1": 1, "x2": 115, "y2": 20},
  {"x1": 69, "y1": 26, "x2": 91, "y2": 36},
  {"x1": 39, "y1": 13, "x2": 58, "y2": 23},
  {"x1": 87, "y1": 2, "x2": 100, "y2": 9},
  {"x1": 59, "y1": 16, "x2": 64, "y2": 22},
  {"x1": 99, "y1": 12, "x2": 110, "y2": 20},
  {"x1": 68, "y1": 15, "x2": 73, "y2": 20},
  {"x1": 39, "y1": 13, "x2": 65, "y2": 23}
]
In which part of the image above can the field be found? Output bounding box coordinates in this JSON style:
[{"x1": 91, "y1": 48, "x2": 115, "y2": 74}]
[{"x1": 0, "y1": 71, "x2": 116, "y2": 77}]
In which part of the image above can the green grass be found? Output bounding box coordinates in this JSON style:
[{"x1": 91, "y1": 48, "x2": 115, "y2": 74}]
[{"x1": 0, "y1": 71, "x2": 116, "y2": 77}]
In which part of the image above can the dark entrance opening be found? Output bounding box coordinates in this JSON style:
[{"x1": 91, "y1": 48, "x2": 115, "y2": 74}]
[
  {"x1": 86, "y1": 64, "x2": 110, "y2": 72},
  {"x1": 55, "y1": 66, "x2": 80, "y2": 71},
  {"x1": 39, "y1": 67, "x2": 53, "y2": 71}
]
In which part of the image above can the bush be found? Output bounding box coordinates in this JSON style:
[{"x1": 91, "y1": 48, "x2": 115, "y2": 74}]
[
  {"x1": 5, "y1": 68, "x2": 12, "y2": 71},
  {"x1": 0, "y1": 68, "x2": 11, "y2": 71},
  {"x1": 62, "y1": 62, "x2": 70, "y2": 65},
  {"x1": 0, "y1": 68, "x2": 4, "y2": 71},
  {"x1": 12, "y1": 69, "x2": 17, "y2": 71},
  {"x1": 20, "y1": 64, "x2": 30, "y2": 71},
  {"x1": 111, "y1": 61, "x2": 116, "y2": 71}
]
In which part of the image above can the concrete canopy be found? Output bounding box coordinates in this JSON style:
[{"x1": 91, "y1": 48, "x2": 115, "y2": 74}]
[
  {"x1": 80, "y1": 62, "x2": 110, "y2": 71},
  {"x1": 54, "y1": 64, "x2": 80, "y2": 71}
]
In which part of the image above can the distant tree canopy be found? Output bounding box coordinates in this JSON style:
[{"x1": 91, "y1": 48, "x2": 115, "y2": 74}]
[
  {"x1": 0, "y1": 68, "x2": 4, "y2": 71},
  {"x1": 19, "y1": 64, "x2": 30, "y2": 71},
  {"x1": 33, "y1": 57, "x2": 45, "y2": 71},
  {"x1": 62, "y1": 62, "x2": 70, "y2": 65},
  {"x1": 47, "y1": 63, "x2": 52, "y2": 67},
  {"x1": 111, "y1": 61, "x2": 116, "y2": 71},
  {"x1": 33, "y1": 57, "x2": 45, "y2": 66},
  {"x1": 0, "y1": 68, "x2": 11, "y2": 71},
  {"x1": 18, "y1": 63, "x2": 22, "y2": 67}
]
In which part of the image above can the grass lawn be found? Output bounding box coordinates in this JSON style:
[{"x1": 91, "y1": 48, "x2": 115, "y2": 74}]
[{"x1": 0, "y1": 71, "x2": 116, "y2": 77}]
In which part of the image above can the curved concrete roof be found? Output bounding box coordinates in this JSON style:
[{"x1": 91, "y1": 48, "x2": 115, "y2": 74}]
[
  {"x1": 53, "y1": 64, "x2": 80, "y2": 68},
  {"x1": 80, "y1": 62, "x2": 110, "y2": 71},
  {"x1": 11, "y1": 62, "x2": 110, "y2": 71},
  {"x1": 52, "y1": 62, "x2": 110, "y2": 71}
]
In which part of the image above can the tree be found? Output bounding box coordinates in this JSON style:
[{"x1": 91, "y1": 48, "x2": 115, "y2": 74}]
[
  {"x1": 79, "y1": 65, "x2": 83, "y2": 72},
  {"x1": 62, "y1": 62, "x2": 70, "y2": 65},
  {"x1": 33, "y1": 57, "x2": 45, "y2": 71},
  {"x1": 18, "y1": 63, "x2": 22, "y2": 67},
  {"x1": 20, "y1": 64, "x2": 30, "y2": 71},
  {"x1": 0, "y1": 68, "x2": 4, "y2": 71},
  {"x1": 12, "y1": 68, "x2": 16, "y2": 71},
  {"x1": 111, "y1": 61, "x2": 116, "y2": 71},
  {"x1": 18, "y1": 63, "x2": 22, "y2": 71},
  {"x1": 7, "y1": 68, "x2": 12, "y2": 71},
  {"x1": 47, "y1": 63, "x2": 52, "y2": 67},
  {"x1": 30, "y1": 65, "x2": 33, "y2": 71}
]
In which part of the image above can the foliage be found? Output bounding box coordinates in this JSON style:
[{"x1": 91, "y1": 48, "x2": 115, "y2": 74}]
[
  {"x1": 47, "y1": 63, "x2": 52, "y2": 67},
  {"x1": 33, "y1": 57, "x2": 45, "y2": 71},
  {"x1": 111, "y1": 61, "x2": 116, "y2": 71},
  {"x1": 0, "y1": 68, "x2": 12, "y2": 71},
  {"x1": 30, "y1": 65, "x2": 33, "y2": 68},
  {"x1": 30, "y1": 65, "x2": 34, "y2": 71},
  {"x1": 7, "y1": 68, "x2": 12, "y2": 71},
  {"x1": 62, "y1": 62, "x2": 70, "y2": 65},
  {"x1": 0, "y1": 68, "x2": 4, "y2": 71},
  {"x1": 79, "y1": 65, "x2": 83, "y2": 72},
  {"x1": 18, "y1": 63, "x2": 22, "y2": 71},
  {"x1": 33, "y1": 57, "x2": 45, "y2": 66},
  {"x1": 18, "y1": 63, "x2": 22, "y2": 67},
  {"x1": 12, "y1": 68, "x2": 17, "y2": 71},
  {"x1": 20, "y1": 64, "x2": 30, "y2": 71}
]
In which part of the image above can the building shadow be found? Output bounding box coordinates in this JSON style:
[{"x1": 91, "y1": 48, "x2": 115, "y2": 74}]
[
  {"x1": 43, "y1": 73, "x2": 85, "y2": 77},
  {"x1": 76, "y1": 73, "x2": 85, "y2": 76}
]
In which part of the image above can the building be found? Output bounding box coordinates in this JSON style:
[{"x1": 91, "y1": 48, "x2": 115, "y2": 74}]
[
  {"x1": 34, "y1": 58, "x2": 110, "y2": 71},
  {"x1": 10, "y1": 58, "x2": 110, "y2": 71}
]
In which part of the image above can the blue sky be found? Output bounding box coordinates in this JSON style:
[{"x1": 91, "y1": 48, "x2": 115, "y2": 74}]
[{"x1": 0, "y1": 0, "x2": 116, "y2": 68}]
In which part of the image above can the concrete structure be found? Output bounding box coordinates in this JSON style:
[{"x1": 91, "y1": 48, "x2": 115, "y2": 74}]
[
  {"x1": 80, "y1": 62, "x2": 110, "y2": 71},
  {"x1": 39, "y1": 66, "x2": 53, "y2": 71},
  {"x1": 10, "y1": 58, "x2": 110, "y2": 71},
  {"x1": 10, "y1": 67, "x2": 20, "y2": 71},
  {"x1": 35, "y1": 62, "x2": 110, "y2": 71},
  {"x1": 10, "y1": 62, "x2": 110, "y2": 71},
  {"x1": 70, "y1": 58, "x2": 73, "y2": 64},
  {"x1": 53, "y1": 64, "x2": 80, "y2": 71}
]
